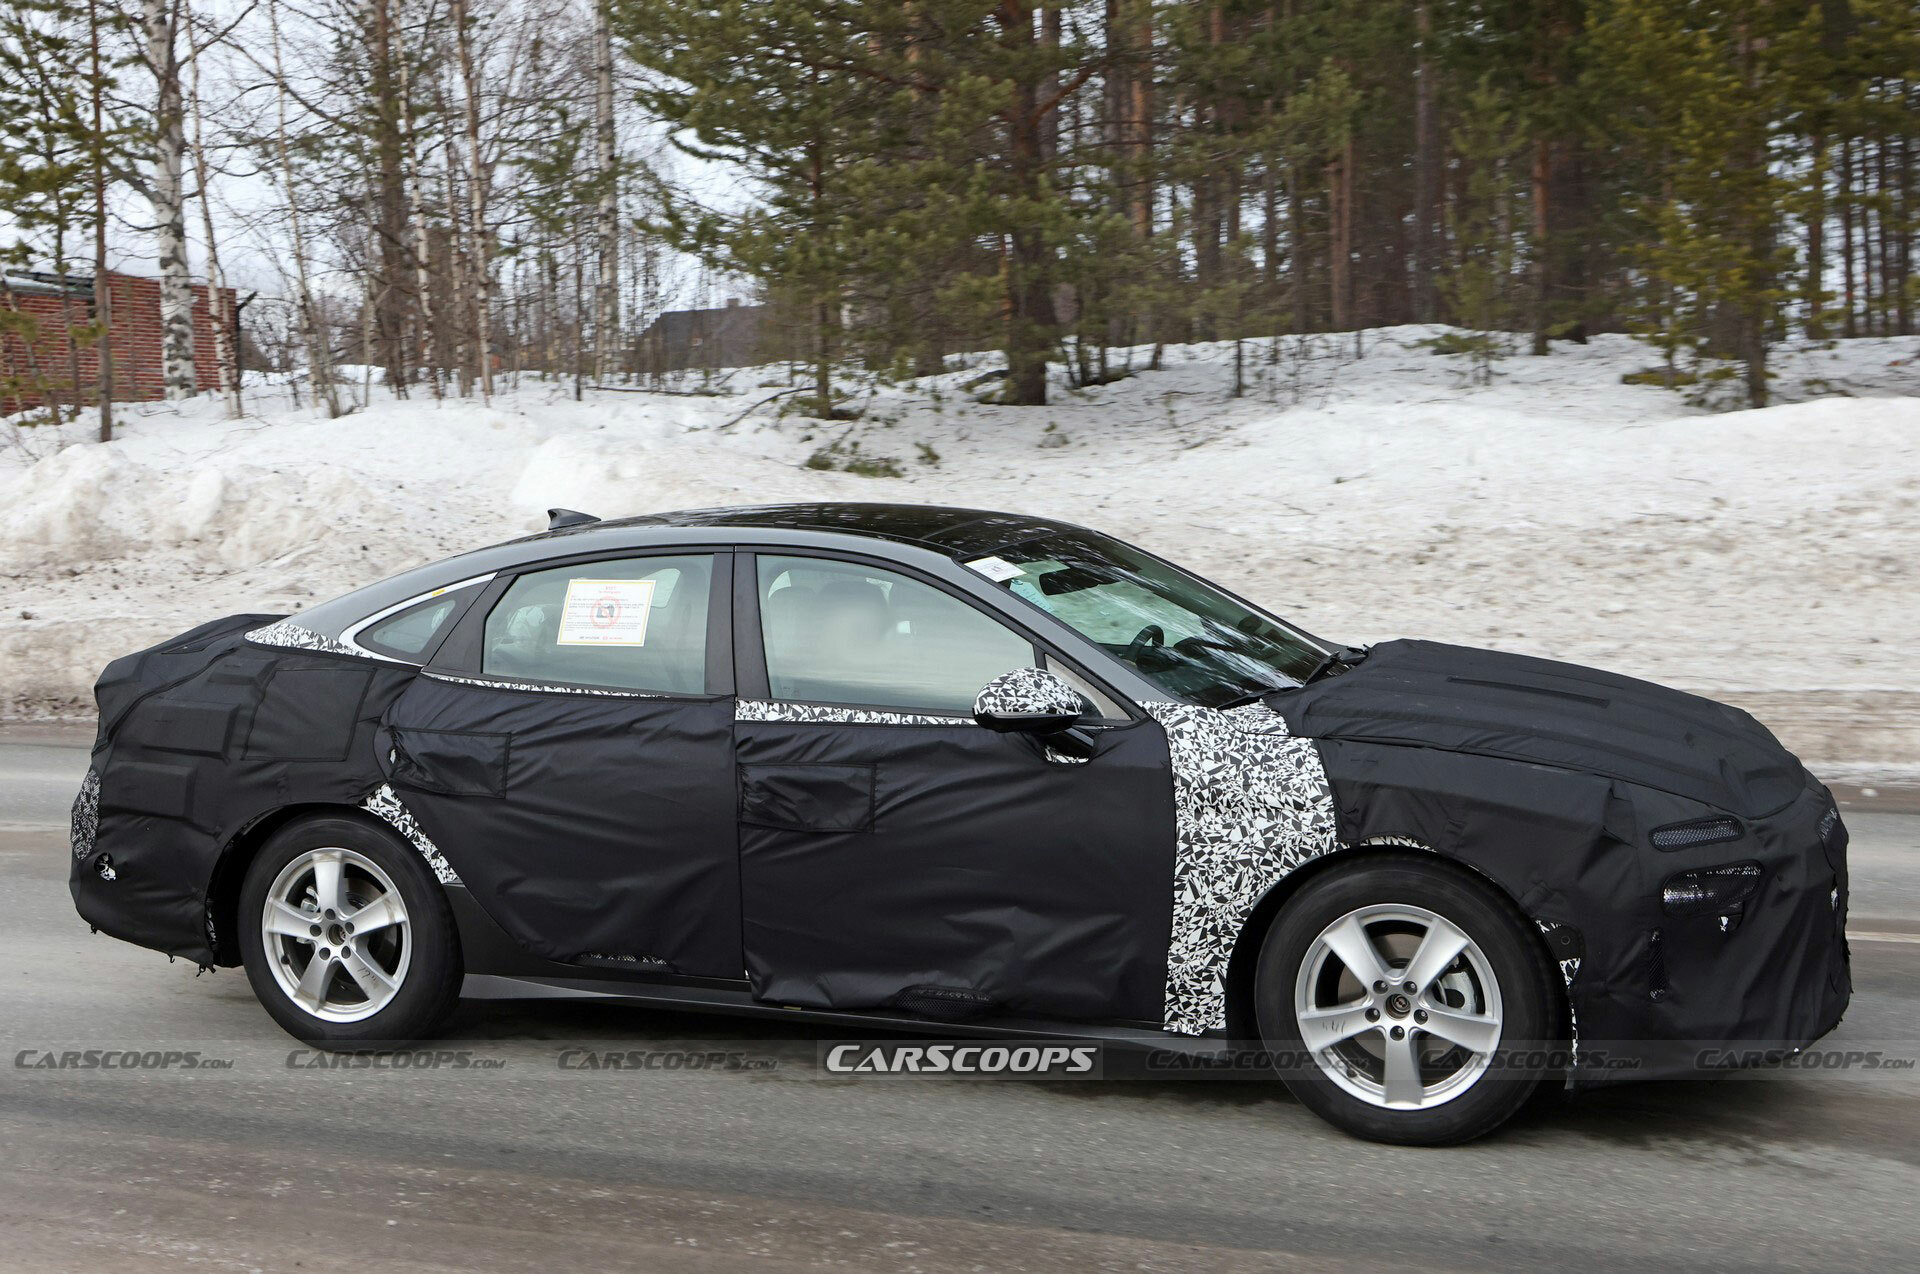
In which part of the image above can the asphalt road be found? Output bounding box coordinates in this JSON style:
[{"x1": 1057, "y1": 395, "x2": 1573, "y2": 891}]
[{"x1": 3, "y1": 727, "x2": 1917, "y2": 1272}]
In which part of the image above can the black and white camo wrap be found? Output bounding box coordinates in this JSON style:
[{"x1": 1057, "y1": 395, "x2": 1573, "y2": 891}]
[
  {"x1": 70, "y1": 767, "x2": 100, "y2": 860},
  {"x1": 1143, "y1": 700, "x2": 1341, "y2": 1035},
  {"x1": 425, "y1": 671, "x2": 662, "y2": 699},
  {"x1": 735, "y1": 700, "x2": 965, "y2": 726},
  {"x1": 971, "y1": 666, "x2": 1083, "y2": 721},
  {"x1": 1537, "y1": 921, "x2": 1583, "y2": 1071},
  {"x1": 363, "y1": 783, "x2": 461, "y2": 885},
  {"x1": 245, "y1": 620, "x2": 362, "y2": 657}
]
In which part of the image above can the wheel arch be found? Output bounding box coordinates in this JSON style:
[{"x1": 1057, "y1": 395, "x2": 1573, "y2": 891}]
[
  {"x1": 204, "y1": 802, "x2": 407, "y2": 966},
  {"x1": 1219, "y1": 841, "x2": 1570, "y2": 1045}
]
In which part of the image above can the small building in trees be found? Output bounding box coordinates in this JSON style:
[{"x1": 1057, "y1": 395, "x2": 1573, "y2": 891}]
[
  {"x1": 634, "y1": 299, "x2": 771, "y2": 374},
  {"x1": 0, "y1": 269, "x2": 235, "y2": 415}
]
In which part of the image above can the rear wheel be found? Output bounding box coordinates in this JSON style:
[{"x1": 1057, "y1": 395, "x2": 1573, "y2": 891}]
[
  {"x1": 238, "y1": 815, "x2": 461, "y2": 1048},
  {"x1": 1255, "y1": 856, "x2": 1555, "y2": 1145}
]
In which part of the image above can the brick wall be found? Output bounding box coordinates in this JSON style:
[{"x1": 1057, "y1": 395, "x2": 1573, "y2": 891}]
[{"x1": 0, "y1": 271, "x2": 237, "y2": 414}]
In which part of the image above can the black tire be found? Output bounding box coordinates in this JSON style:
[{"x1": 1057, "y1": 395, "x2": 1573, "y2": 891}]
[
  {"x1": 1254, "y1": 855, "x2": 1557, "y2": 1145},
  {"x1": 238, "y1": 814, "x2": 462, "y2": 1049}
]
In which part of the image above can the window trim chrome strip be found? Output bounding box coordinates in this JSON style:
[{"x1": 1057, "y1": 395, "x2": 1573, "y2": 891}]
[{"x1": 338, "y1": 572, "x2": 498, "y2": 663}]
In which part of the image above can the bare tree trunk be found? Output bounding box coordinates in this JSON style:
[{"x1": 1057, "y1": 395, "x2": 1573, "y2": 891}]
[
  {"x1": 1411, "y1": 2, "x2": 1438, "y2": 323},
  {"x1": 1130, "y1": 9, "x2": 1154, "y2": 241},
  {"x1": 268, "y1": 0, "x2": 340, "y2": 417},
  {"x1": 360, "y1": 272, "x2": 376, "y2": 405},
  {"x1": 1530, "y1": 138, "x2": 1551, "y2": 354},
  {"x1": 1260, "y1": 156, "x2": 1278, "y2": 293},
  {"x1": 1897, "y1": 104, "x2": 1913, "y2": 335},
  {"x1": 187, "y1": 14, "x2": 240, "y2": 416},
  {"x1": 443, "y1": 114, "x2": 472, "y2": 397},
  {"x1": 369, "y1": 0, "x2": 410, "y2": 394},
  {"x1": 452, "y1": 0, "x2": 493, "y2": 399},
  {"x1": 90, "y1": 0, "x2": 113, "y2": 440},
  {"x1": 1862, "y1": 141, "x2": 1877, "y2": 334},
  {"x1": 592, "y1": 0, "x2": 619, "y2": 382},
  {"x1": 1327, "y1": 143, "x2": 1352, "y2": 330},
  {"x1": 398, "y1": 8, "x2": 440, "y2": 398},
  {"x1": 1876, "y1": 133, "x2": 1892, "y2": 336},
  {"x1": 1737, "y1": 25, "x2": 1769, "y2": 407},
  {"x1": 1000, "y1": 1, "x2": 1058, "y2": 406},
  {"x1": 143, "y1": 0, "x2": 197, "y2": 399},
  {"x1": 1840, "y1": 138, "x2": 1856, "y2": 338},
  {"x1": 57, "y1": 228, "x2": 80, "y2": 427},
  {"x1": 1806, "y1": 132, "x2": 1827, "y2": 339},
  {"x1": 1290, "y1": 161, "x2": 1308, "y2": 331},
  {"x1": 1901, "y1": 93, "x2": 1914, "y2": 336}
]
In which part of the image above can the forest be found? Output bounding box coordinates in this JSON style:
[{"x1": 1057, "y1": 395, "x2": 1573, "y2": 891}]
[{"x1": 3, "y1": 0, "x2": 1917, "y2": 428}]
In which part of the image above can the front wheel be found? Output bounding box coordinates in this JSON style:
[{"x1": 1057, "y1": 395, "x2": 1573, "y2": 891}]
[
  {"x1": 1254, "y1": 856, "x2": 1557, "y2": 1145},
  {"x1": 238, "y1": 814, "x2": 462, "y2": 1048}
]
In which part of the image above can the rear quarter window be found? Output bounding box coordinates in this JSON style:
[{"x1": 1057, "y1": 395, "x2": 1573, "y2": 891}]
[{"x1": 353, "y1": 588, "x2": 478, "y2": 662}]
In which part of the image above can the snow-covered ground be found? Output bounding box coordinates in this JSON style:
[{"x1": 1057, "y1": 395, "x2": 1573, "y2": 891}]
[{"x1": 3, "y1": 327, "x2": 1916, "y2": 777}]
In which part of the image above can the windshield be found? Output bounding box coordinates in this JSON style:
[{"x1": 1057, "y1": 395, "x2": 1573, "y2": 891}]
[{"x1": 969, "y1": 532, "x2": 1327, "y2": 708}]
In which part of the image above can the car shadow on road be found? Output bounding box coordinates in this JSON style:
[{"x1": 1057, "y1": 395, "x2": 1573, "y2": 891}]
[{"x1": 437, "y1": 996, "x2": 1918, "y2": 1153}]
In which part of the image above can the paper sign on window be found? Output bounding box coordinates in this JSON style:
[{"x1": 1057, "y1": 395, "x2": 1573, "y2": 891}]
[
  {"x1": 556, "y1": 578, "x2": 656, "y2": 646},
  {"x1": 965, "y1": 556, "x2": 1024, "y2": 583}
]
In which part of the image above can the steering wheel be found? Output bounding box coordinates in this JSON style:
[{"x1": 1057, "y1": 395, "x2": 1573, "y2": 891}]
[{"x1": 1124, "y1": 624, "x2": 1165, "y2": 664}]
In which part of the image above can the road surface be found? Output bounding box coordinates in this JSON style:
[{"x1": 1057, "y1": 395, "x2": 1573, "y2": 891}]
[{"x1": 2, "y1": 726, "x2": 1916, "y2": 1272}]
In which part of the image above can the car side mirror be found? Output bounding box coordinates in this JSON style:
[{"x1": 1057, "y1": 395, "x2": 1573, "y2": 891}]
[{"x1": 972, "y1": 668, "x2": 1086, "y2": 735}]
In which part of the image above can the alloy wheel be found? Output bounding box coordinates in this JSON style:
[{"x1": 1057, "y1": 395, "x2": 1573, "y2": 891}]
[
  {"x1": 260, "y1": 847, "x2": 412, "y2": 1023},
  {"x1": 1293, "y1": 903, "x2": 1504, "y2": 1110}
]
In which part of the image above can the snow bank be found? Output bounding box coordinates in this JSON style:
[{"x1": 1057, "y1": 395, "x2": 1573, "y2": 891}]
[
  {"x1": 3, "y1": 327, "x2": 1915, "y2": 773},
  {"x1": 508, "y1": 430, "x2": 833, "y2": 521},
  {"x1": 0, "y1": 443, "x2": 397, "y2": 575}
]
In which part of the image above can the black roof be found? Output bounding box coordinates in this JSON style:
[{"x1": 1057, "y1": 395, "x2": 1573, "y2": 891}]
[{"x1": 571, "y1": 503, "x2": 1087, "y2": 558}]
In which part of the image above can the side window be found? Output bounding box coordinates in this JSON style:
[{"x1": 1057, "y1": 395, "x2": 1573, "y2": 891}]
[
  {"x1": 758, "y1": 555, "x2": 1034, "y2": 713},
  {"x1": 356, "y1": 593, "x2": 466, "y2": 662},
  {"x1": 481, "y1": 555, "x2": 713, "y2": 693}
]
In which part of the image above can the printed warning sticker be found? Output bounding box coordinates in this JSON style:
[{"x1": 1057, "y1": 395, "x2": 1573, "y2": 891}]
[
  {"x1": 965, "y1": 556, "x2": 1025, "y2": 583},
  {"x1": 557, "y1": 578, "x2": 656, "y2": 646}
]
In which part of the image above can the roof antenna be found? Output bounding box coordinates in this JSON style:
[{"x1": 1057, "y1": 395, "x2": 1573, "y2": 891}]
[{"x1": 547, "y1": 508, "x2": 600, "y2": 531}]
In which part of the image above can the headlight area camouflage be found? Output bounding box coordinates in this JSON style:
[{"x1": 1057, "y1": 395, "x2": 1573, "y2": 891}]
[
  {"x1": 1661, "y1": 862, "x2": 1763, "y2": 921},
  {"x1": 1309, "y1": 735, "x2": 1851, "y2": 1088}
]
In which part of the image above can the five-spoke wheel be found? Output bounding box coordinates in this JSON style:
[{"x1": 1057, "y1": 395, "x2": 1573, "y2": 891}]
[
  {"x1": 1295, "y1": 904, "x2": 1504, "y2": 1110},
  {"x1": 239, "y1": 815, "x2": 460, "y2": 1047},
  {"x1": 260, "y1": 847, "x2": 412, "y2": 1022},
  {"x1": 1256, "y1": 855, "x2": 1557, "y2": 1145}
]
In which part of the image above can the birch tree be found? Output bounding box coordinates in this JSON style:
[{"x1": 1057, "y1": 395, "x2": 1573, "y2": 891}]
[
  {"x1": 450, "y1": 0, "x2": 492, "y2": 398},
  {"x1": 592, "y1": 0, "x2": 618, "y2": 380},
  {"x1": 186, "y1": 8, "x2": 239, "y2": 415},
  {"x1": 266, "y1": 0, "x2": 341, "y2": 416},
  {"x1": 139, "y1": 0, "x2": 196, "y2": 398}
]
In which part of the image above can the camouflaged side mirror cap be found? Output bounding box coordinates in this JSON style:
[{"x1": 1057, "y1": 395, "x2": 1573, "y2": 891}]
[{"x1": 972, "y1": 667, "x2": 1085, "y2": 735}]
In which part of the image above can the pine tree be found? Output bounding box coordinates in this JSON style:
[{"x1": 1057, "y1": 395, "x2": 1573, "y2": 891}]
[
  {"x1": 1588, "y1": 0, "x2": 1802, "y2": 406},
  {"x1": 0, "y1": 0, "x2": 123, "y2": 422},
  {"x1": 616, "y1": 0, "x2": 893, "y2": 416},
  {"x1": 1439, "y1": 73, "x2": 1525, "y2": 384}
]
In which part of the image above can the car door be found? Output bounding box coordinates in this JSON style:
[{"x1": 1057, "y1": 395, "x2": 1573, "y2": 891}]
[
  {"x1": 732, "y1": 549, "x2": 1177, "y2": 1024},
  {"x1": 380, "y1": 549, "x2": 741, "y2": 976}
]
